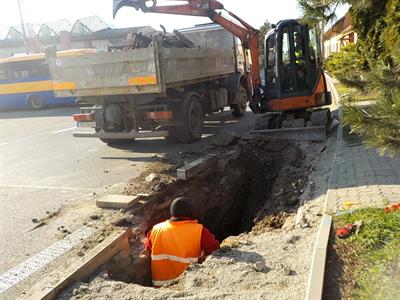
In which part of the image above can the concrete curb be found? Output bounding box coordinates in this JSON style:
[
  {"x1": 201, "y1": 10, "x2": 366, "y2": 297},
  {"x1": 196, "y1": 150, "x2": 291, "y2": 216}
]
[
  {"x1": 304, "y1": 74, "x2": 343, "y2": 300},
  {"x1": 23, "y1": 229, "x2": 132, "y2": 300},
  {"x1": 304, "y1": 214, "x2": 332, "y2": 300}
]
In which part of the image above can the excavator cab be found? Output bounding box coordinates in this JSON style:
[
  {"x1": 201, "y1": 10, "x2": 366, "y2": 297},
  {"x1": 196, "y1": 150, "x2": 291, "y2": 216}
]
[{"x1": 264, "y1": 20, "x2": 330, "y2": 111}]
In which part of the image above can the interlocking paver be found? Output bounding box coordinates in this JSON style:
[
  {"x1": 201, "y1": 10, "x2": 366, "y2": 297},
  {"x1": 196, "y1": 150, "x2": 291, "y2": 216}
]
[{"x1": 330, "y1": 141, "x2": 400, "y2": 211}]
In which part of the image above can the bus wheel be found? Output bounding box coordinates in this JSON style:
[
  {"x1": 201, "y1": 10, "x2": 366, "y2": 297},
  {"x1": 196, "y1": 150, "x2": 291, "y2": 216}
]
[{"x1": 28, "y1": 95, "x2": 45, "y2": 110}]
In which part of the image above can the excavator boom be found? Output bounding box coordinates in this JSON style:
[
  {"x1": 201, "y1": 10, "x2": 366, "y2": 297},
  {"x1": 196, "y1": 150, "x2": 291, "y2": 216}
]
[{"x1": 113, "y1": 0, "x2": 261, "y2": 89}]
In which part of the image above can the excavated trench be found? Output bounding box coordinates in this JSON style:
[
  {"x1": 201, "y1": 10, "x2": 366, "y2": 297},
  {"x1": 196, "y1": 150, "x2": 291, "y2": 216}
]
[{"x1": 106, "y1": 139, "x2": 309, "y2": 286}]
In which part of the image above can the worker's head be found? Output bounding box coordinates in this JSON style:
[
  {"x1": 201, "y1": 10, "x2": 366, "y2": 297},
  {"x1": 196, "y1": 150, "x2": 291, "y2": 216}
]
[{"x1": 170, "y1": 197, "x2": 193, "y2": 218}]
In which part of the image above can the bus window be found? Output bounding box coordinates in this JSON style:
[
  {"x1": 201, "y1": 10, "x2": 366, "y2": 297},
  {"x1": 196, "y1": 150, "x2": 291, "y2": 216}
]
[
  {"x1": 8, "y1": 59, "x2": 49, "y2": 79},
  {"x1": 29, "y1": 60, "x2": 49, "y2": 78},
  {"x1": 0, "y1": 65, "x2": 7, "y2": 81},
  {"x1": 9, "y1": 61, "x2": 29, "y2": 79}
]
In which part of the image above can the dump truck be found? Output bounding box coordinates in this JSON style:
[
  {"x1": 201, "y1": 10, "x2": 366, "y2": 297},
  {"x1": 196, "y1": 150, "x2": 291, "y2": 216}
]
[{"x1": 48, "y1": 25, "x2": 248, "y2": 144}]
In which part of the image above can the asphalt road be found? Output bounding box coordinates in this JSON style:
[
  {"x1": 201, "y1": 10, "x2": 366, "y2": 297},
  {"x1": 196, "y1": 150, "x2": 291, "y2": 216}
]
[
  {"x1": 0, "y1": 106, "x2": 253, "y2": 274},
  {"x1": 0, "y1": 106, "x2": 162, "y2": 273}
]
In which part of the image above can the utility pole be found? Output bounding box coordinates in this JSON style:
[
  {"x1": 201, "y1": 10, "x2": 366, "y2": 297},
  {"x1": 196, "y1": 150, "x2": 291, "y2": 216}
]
[{"x1": 17, "y1": 0, "x2": 29, "y2": 52}]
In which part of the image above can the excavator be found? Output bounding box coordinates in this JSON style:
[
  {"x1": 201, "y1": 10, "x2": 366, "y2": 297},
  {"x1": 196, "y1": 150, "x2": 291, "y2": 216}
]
[{"x1": 113, "y1": 0, "x2": 333, "y2": 141}]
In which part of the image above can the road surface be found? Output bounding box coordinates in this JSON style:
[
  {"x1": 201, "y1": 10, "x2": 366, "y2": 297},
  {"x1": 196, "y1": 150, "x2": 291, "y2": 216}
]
[{"x1": 0, "y1": 106, "x2": 252, "y2": 274}]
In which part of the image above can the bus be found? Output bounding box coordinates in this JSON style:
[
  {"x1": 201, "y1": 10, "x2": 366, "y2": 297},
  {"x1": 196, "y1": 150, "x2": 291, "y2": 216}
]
[{"x1": 0, "y1": 49, "x2": 96, "y2": 110}]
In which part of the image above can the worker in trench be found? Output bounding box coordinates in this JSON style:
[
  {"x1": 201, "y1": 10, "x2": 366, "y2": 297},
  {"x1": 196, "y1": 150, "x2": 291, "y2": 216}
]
[{"x1": 140, "y1": 197, "x2": 220, "y2": 287}]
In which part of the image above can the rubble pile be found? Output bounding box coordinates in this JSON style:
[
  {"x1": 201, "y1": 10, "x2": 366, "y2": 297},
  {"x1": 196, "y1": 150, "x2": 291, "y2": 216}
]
[{"x1": 109, "y1": 30, "x2": 196, "y2": 52}]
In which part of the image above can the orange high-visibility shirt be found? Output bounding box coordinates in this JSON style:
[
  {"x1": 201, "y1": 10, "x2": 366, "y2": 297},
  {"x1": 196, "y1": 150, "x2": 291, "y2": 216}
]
[{"x1": 150, "y1": 219, "x2": 203, "y2": 287}]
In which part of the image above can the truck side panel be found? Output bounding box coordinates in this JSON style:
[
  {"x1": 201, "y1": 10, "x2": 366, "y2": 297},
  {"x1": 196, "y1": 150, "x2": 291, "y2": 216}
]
[
  {"x1": 162, "y1": 48, "x2": 235, "y2": 85},
  {"x1": 50, "y1": 47, "x2": 162, "y2": 98},
  {"x1": 49, "y1": 47, "x2": 235, "y2": 98}
]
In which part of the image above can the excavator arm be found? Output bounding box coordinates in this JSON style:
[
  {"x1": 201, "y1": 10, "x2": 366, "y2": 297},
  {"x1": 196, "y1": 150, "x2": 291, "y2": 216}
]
[{"x1": 113, "y1": 0, "x2": 261, "y2": 89}]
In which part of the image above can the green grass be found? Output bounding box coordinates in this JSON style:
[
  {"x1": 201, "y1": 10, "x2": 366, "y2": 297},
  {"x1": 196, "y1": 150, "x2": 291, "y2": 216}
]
[
  {"x1": 335, "y1": 82, "x2": 377, "y2": 103},
  {"x1": 334, "y1": 208, "x2": 400, "y2": 299}
]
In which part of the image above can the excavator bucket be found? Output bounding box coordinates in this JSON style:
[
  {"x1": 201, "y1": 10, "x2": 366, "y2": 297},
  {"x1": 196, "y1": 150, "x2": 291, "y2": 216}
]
[{"x1": 113, "y1": 0, "x2": 147, "y2": 17}]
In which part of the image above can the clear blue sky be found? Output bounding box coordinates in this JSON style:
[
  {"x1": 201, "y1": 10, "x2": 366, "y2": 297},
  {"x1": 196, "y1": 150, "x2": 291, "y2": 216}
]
[{"x1": 0, "y1": 0, "x2": 348, "y2": 38}]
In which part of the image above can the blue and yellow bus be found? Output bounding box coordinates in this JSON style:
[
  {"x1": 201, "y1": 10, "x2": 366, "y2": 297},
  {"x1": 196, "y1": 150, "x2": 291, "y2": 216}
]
[{"x1": 0, "y1": 49, "x2": 96, "y2": 110}]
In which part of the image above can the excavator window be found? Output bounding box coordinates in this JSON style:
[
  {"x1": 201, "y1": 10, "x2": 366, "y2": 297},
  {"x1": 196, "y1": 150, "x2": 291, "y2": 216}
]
[
  {"x1": 293, "y1": 25, "x2": 307, "y2": 91},
  {"x1": 264, "y1": 20, "x2": 323, "y2": 101},
  {"x1": 265, "y1": 34, "x2": 277, "y2": 95},
  {"x1": 280, "y1": 26, "x2": 295, "y2": 93},
  {"x1": 307, "y1": 29, "x2": 319, "y2": 88}
]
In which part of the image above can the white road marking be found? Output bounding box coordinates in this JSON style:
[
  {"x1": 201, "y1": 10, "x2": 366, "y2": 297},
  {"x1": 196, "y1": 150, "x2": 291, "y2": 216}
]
[
  {"x1": 0, "y1": 184, "x2": 100, "y2": 192},
  {"x1": 51, "y1": 127, "x2": 76, "y2": 134},
  {"x1": 0, "y1": 226, "x2": 94, "y2": 293}
]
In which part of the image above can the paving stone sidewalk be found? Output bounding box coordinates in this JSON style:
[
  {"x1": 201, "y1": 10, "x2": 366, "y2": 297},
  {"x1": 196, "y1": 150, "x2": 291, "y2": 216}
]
[{"x1": 330, "y1": 140, "x2": 400, "y2": 211}]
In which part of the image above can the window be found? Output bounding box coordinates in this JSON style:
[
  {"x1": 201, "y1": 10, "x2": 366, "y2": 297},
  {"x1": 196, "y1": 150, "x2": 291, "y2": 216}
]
[
  {"x1": 293, "y1": 25, "x2": 305, "y2": 60},
  {"x1": 39, "y1": 26, "x2": 57, "y2": 38},
  {"x1": 282, "y1": 28, "x2": 290, "y2": 64},
  {"x1": 7, "y1": 59, "x2": 49, "y2": 80},
  {"x1": 266, "y1": 35, "x2": 276, "y2": 68},
  {"x1": 0, "y1": 65, "x2": 8, "y2": 81},
  {"x1": 71, "y1": 22, "x2": 92, "y2": 36},
  {"x1": 29, "y1": 60, "x2": 49, "y2": 77}
]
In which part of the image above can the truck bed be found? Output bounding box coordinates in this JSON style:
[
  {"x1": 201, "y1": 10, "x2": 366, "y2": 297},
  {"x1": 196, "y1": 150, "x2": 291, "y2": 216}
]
[{"x1": 49, "y1": 43, "x2": 236, "y2": 98}]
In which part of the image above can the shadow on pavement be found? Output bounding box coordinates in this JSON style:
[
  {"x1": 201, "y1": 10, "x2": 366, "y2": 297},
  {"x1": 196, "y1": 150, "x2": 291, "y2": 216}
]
[
  {"x1": 103, "y1": 111, "x2": 247, "y2": 155},
  {"x1": 0, "y1": 106, "x2": 79, "y2": 119}
]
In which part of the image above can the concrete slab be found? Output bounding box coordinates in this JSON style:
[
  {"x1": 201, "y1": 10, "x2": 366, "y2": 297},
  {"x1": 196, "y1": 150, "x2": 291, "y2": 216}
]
[
  {"x1": 96, "y1": 194, "x2": 141, "y2": 209},
  {"x1": 177, "y1": 154, "x2": 217, "y2": 181}
]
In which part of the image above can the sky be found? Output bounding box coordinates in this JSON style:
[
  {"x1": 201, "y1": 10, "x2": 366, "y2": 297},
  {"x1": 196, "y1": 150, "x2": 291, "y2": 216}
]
[
  {"x1": 0, "y1": 0, "x2": 303, "y2": 38},
  {"x1": 0, "y1": 0, "x2": 349, "y2": 39}
]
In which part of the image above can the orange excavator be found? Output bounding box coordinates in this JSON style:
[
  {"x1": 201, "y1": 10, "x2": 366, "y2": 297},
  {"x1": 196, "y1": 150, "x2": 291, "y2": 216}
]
[{"x1": 113, "y1": 0, "x2": 333, "y2": 140}]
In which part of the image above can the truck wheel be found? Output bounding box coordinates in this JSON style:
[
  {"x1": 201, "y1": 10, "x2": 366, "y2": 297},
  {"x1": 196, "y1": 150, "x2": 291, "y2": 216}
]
[
  {"x1": 176, "y1": 96, "x2": 204, "y2": 143},
  {"x1": 28, "y1": 95, "x2": 45, "y2": 110},
  {"x1": 164, "y1": 127, "x2": 179, "y2": 143},
  {"x1": 231, "y1": 86, "x2": 247, "y2": 117}
]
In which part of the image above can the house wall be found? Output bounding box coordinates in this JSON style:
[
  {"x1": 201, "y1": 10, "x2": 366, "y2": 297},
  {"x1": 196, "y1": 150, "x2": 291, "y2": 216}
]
[{"x1": 323, "y1": 27, "x2": 358, "y2": 58}]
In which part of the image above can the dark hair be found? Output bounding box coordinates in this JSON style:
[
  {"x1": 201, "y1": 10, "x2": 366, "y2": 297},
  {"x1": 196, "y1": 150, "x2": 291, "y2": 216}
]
[{"x1": 170, "y1": 197, "x2": 193, "y2": 218}]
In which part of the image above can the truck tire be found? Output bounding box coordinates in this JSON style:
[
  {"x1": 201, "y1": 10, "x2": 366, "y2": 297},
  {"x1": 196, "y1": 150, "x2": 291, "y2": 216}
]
[
  {"x1": 164, "y1": 127, "x2": 179, "y2": 143},
  {"x1": 231, "y1": 86, "x2": 248, "y2": 117},
  {"x1": 176, "y1": 96, "x2": 204, "y2": 143},
  {"x1": 28, "y1": 95, "x2": 45, "y2": 110}
]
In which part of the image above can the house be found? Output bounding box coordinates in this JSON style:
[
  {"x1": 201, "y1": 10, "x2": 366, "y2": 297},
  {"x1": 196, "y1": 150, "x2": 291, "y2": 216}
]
[
  {"x1": 38, "y1": 19, "x2": 73, "y2": 39},
  {"x1": 323, "y1": 11, "x2": 357, "y2": 58}
]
